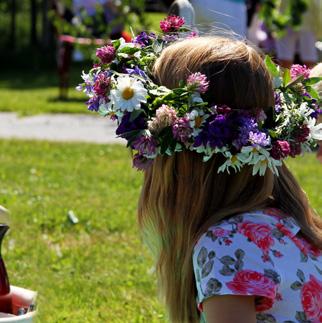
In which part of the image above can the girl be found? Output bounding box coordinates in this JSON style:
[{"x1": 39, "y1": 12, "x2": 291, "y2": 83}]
[
  {"x1": 137, "y1": 38, "x2": 322, "y2": 322},
  {"x1": 78, "y1": 24, "x2": 322, "y2": 322}
]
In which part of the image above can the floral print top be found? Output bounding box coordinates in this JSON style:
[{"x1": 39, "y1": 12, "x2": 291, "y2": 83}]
[{"x1": 192, "y1": 209, "x2": 322, "y2": 323}]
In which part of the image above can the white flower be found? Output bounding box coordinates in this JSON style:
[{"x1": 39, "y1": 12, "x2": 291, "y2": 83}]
[
  {"x1": 98, "y1": 99, "x2": 123, "y2": 119},
  {"x1": 298, "y1": 102, "x2": 314, "y2": 120},
  {"x1": 306, "y1": 117, "x2": 322, "y2": 141},
  {"x1": 110, "y1": 76, "x2": 147, "y2": 112},
  {"x1": 217, "y1": 151, "x2": 243, "y2": 174},
  {"x1": 81, "y1": 70, "x2": 92, "y2": 83},
  {"x1": 187, "y1": 109, "x2": 208, "y2": 137},
  {"x1": 118, "y1": 38, "x2": 136, "y2": 50},
  {"x1": 238, "y1": 146, "x2": 281, "y2": 176}
]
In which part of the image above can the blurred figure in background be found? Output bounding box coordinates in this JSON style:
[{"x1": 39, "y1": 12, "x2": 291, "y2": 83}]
[
  {"x1": 53, "y1": 0, "x2": 128, "y2": 99},
  {"x1": 52, "y1": 0, "x2": 74, "y2": 100},
  {"x1": 72, "y1": 0, "x2": 124, "y2": 39},
  {"x1": 162, "y1": 0, "x2": 195, "y2": 27},
  {"x1": 275, "y1": 1, "x2": 322, "y2": 68},
  {"x1": 189, "y1": 0, "x2": 247, "y2": 37}
]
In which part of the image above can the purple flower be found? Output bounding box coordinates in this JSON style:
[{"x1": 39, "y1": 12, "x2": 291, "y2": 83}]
[
  {"x1": 133, "y1": 135, "x2": 158, "y2": 156},
  {"x1": 125, "y1": 66, "x2": 147, "y2": 78},
  {"x1": 93, "y1": 72, "x2": 111, "y2": 96},
  {"x1": 172, "y1": 117, "x2": 192, "y2": 143},
  {"x1": 96, "y1": 45, "x2": 116, "y2": 64},
  {"x1": 290, "y1": 64, "x2": 310, "y2": 80},
  {"x1": 233, "y1": 115, "x2": 257, "y2": 149},
  {"x1": 133, "y1": 154, "x2": 153, "y2": 171},
  {"x1": 188, "y1": 31, "x2": 198, "y2": 38},
  {"x1": 160, "y1": 15, "x2": 185, "y2": 33},
  {"x1": 271, "y1": 140, "x2": 291, "y2": 160},
  {"x1": 86, "y1": 97, "x2": 100, "y2": 112},
  {"x1": 274, "y1": 92, "x2": 282, "y2": 112},
  {"x1": 134, "y1": 32, "x2": 156, "y2": 47},
  {"x1": 116, "y1": 112, "x2": 146, "y2": 139},
  {"x1": 274, "y1": 92, "x2": 281, "y2": 105},
  {"x1": 196, "y1": 114, "x2": 235, "y2": 149},
  {"x1": 162, "y1": 34, "x2": 179, "y2": 43},
  {"x1": 249, "y1": 131, "x2": 270, "y2": 147},
  {"x1": 187, "y1": 72, "x2": 209, "y2": 94}
]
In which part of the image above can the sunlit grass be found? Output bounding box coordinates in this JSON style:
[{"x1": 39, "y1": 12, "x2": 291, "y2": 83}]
[{"x1": 0, "y1": 140, "x2": 321, "y2": 322}]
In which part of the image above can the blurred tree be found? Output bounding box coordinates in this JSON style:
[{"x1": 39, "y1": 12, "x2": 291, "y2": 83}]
[
  {"x1": 9, "y1": 0, "x2": 16, "y2": 49},
  {"x1": 30, "y1": 0, "x2": 38, "y2": 46}
]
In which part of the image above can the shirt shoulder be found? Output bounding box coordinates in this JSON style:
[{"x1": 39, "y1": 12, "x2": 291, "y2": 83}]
[{"x1": 193, "y1": 208, "x2": 300, "y2": 254}]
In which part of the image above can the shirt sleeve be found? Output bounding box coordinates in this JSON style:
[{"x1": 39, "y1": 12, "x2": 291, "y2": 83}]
[{"x1": 192, "y1": 219, "x2": 282, "y2": 312}]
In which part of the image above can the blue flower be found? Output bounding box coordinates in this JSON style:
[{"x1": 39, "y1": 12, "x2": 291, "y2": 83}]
[
  {"x1": 86, "y1": 97, "x2": 100, "y2": 112},
  {"x1": 195, "y1": 114, "x2": 235, "y2": 149},
  {"x1": 134, "y1": 32, "x2": 156, "y2": 47},
  {"x1": 125, "y1": 66, "x2": 147, "y2": 79},
  {"x1": 116, "y1": 112, "x2": 146, "y2": 139}
]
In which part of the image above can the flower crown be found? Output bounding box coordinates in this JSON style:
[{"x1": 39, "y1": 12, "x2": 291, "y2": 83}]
[{"x1": 77, "y1": 15, "x2": 322, "y2": 176}]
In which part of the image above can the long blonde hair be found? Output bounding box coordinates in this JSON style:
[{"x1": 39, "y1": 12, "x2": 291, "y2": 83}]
[{"x1": 137, "y1": 37, "x2": 322, "y2": 323}]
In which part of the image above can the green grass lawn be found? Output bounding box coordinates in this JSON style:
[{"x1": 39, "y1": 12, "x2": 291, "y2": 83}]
[
  {"x1": 0, "y1": 140, "x2": 321, "y2": 322},
  {"x1": 0, "y1": 12, "x2": 166, "y2": 116}
]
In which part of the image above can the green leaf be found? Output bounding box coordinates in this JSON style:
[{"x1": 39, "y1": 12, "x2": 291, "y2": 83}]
[
  {"x1": 119, "y1": 46, "x2": 140, "y2": 55},
  {"x1": 197, "y1": 247, "x2": 208, "y2": 267},
  {"x1": 290, "y1": 281, "x2": 302, "y2": 290},
  {"x1": 296, "y1": 269, "x2": 305, "y2": 283},
  {"x1": 286, "y1": 74, "x2": 304, "y2": 88},
  {"x1": 219, "y1": 256, "x2": 235, "y2": 265},
  {"x1": 307, "y1": 87, "x2": 320, "y2": 100},
  {"x1": 283, "y1": 69, "x2": 291, "y2": 87},
  {"x1": 208, "y1": 251, "x2": 216, "y2": 259},
  {"x1": 112, "y1": 39, "x2": 121, "y2": 49},
  {"x1": 265, "y1": 55, "x2": 279, "y2": 77},
  {"x1": 303, "y1": 77, "x2": 322, "y2": 86},
  {"x1": 234, "y1": 249, "x2": 245, "y2": 260},
  {"x1": 219, "y1": 265, "x2": 235, "y2": 276},
  {"x1": 201, "y1": 260, "x2": 214, "y2": 278},
  {"x1": 205, "y1": 278, "x2": 222, "y2": 294},
  {"x1": 264, "y1": 269, "x2": 281, "y2": 284}
]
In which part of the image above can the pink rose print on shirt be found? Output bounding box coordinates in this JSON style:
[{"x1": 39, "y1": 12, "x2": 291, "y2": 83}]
[
  {"x1": 264, "y1": 207, "x2": 286, "y2": 219},
  {"x1": 212, "y1": 228, "x2": 229, "y2": 238},
  {"x1": 237, "y1": 222, "x2": 275, "y2": 261},
  {"x1": 276, "y1": 223, "x2": 321, "y2": 259},
  {"x1": 206, "y1": 227, "x2": 232, "y2": 245},
  {"x1": 301, "y1": 275, "x2": 322, "y2": 323},
  {"x1": 226, "y1": 270, "x2": 277, "y2": 312}
]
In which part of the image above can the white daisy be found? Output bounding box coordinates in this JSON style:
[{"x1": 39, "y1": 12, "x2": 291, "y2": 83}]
[
  {"x1": 187, "y1": 109, "x2": 208, "y2": 137},
  {"x1": 238, "y1": 146, "x2": 281, "y2": 176},
  {"x1": 306, "y1": 117, "x2": 322, "y2": 141},
  {"x1": 217, "y1": 152, "x2": 243, "y2": 174},
  {"x1": 110, "y1": 76, "x2": 147, "y2": 112}
]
